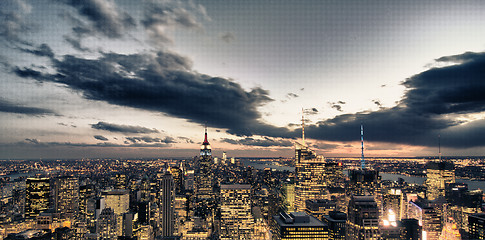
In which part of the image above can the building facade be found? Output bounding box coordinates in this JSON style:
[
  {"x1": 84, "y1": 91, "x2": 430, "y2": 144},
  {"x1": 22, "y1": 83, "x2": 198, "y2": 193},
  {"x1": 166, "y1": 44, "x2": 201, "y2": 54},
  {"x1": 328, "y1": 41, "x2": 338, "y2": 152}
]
[
  {"x1": 272, "y1": 212, "x2": 329, "y2": 240},
  {"x1": 160, "y1": 170, "x2": 175, "y2": 237},
  {"x1": 346, "y1": 195, "x2": 380, "y2": 240},
  {"x1": 25, "y1": 178, "x2": 50, "y2": 220},
  {"x1": 220, "y1": 184, "x2": 253, "y2": 239},
  {"x1": 425, "y1": 160, "x2": 455, "y2": 201}
]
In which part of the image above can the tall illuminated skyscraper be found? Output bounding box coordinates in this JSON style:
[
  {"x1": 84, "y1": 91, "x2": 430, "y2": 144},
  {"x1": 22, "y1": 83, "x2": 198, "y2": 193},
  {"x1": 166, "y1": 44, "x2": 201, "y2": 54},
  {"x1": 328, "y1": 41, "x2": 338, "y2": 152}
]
[
  {"x1": 53, "y1": 176, "x2": 79, "y2": 218},
  {"x1": 407, "y1": 200, "x2": 441, "y2": 240},
  {"x1": 294, "y1": 113, "x2": 326, "y2": 211},
  {"x1": 425, "y1": 160, "x2": 455, "y2": 201},
  {"x1": 25, "y1": 178, "x2": 50, "y2": 219},
  {"x1": 160, "y1": 170, "x2": 175, "y2": 237},
  {"x1": 102, "y1": 189, "x2": 129, "y2": 236},
  {"x1": 220, "y1": 184, "x2": 253, "y2": 239},
  {"x1": 294, "y1": 142, "x2": 326, "y2": 211},
  {"x1": 79, "y1": 184, "x2": 94, "y2": 221},
  {"x1": 196, "y1": 127, "x2": 213, "y2": 200}
]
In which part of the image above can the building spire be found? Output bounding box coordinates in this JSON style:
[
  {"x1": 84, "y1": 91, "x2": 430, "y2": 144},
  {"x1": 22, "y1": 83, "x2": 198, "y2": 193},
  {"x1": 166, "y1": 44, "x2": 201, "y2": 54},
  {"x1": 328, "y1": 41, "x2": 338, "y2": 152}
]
[
  {"x1": 203, "y1": 124, "x2": 208, "y2": 144},
  {"x1": 361, "y1": 123, "x2": 365, "y2": 170},
  {"x1": 301, "y1": 108, "x2": 305, "y2": 146}
]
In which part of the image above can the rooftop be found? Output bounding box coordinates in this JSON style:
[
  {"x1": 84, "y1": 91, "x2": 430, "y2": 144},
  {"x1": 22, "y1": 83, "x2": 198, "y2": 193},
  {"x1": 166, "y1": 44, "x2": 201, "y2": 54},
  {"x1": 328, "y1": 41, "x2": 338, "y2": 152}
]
[{"x1": 274, "y1": 212, "x2": 327, "y2": 228}]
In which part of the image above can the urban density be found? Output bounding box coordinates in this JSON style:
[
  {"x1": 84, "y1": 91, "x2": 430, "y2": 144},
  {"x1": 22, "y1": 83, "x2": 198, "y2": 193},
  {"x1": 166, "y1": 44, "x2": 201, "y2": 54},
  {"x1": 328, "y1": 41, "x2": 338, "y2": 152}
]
[
  {"x1": 2, "y1": 0, "x2": 485, "y2": 239},
  {"x1": 0, "y1": 125, "x2": 484, "y2": 239}
]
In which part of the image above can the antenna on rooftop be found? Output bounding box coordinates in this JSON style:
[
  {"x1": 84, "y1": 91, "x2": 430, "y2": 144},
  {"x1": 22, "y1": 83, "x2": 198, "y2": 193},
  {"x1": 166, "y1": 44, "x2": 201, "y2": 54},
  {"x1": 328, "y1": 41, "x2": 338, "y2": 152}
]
[
  {"x1": 301, "y1": 108, "x2": 305, "y2": 146},
  {"x1": 361, "y1": 123, "x2": 365, "y2": 170}
]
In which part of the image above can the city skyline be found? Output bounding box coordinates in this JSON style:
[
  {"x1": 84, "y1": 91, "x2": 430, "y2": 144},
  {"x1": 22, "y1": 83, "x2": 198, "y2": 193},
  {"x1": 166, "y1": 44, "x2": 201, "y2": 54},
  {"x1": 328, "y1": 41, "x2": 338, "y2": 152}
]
[{"x1": 2, "y1": 0, "x2": 485, "y2": 159}]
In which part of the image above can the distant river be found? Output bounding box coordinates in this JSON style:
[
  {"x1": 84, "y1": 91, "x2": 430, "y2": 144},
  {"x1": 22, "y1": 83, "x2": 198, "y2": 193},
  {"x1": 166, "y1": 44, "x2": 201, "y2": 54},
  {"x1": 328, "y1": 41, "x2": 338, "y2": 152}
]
[
  {"x1": 379, "y1": 172, "x2": 485, "y2": 191},
  {"x1": 241, "y1": 159, "x2": 294, "y2": 172},
  {"x1": 242, "y1": 160, "x2": 485, "y2": 191}
]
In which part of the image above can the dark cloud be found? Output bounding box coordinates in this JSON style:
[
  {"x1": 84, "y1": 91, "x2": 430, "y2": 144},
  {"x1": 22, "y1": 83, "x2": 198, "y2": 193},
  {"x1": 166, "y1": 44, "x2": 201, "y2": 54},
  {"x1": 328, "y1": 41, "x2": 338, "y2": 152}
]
[
  {"x1": 94, "y1": 135, "x2": 108, "y2": 141},
  {"x1": 311, "y1": 143, "x2": 339, "y2": 150},
  {"x1": 91, "y1": 122, "x2": 159, "y2": 134},
  {"x1": 64, "y1": 36, "x2": 90, "y2": 52},
  {"x1": 178, "y1": 137, "x2": 194, "y2": 144},
  {"x1": 222, "y1": 137, "x2": 293, "y2": 147},
  {"x1": 220, "y1": 32, "x2": 235, "y2": 43},
  {"x1": 0, "y1": 98, "x2": 56, "y2": 115},
  {"x1": 142, "y1": 1, "x2": 203, "y2": 45},
  {"x1": 328, "y1": 101, "x2": 346, "y2": 112},
  {"x1": 18, "y1": 43, "x2": 54, "y2": 57},
  {"x1": 13, "y1": 67, "x2": 48, "y2": 80},
  {"x1": 372, "y1": 99, "x2": 382, "y2": 107},
  {"x1": 304, "y1": 108, "x2": 319, "y2": 115},
  {"x1": 304, "y1": 51, "x2": 485, "y2": 148},
  {"x1": 287, "y1": 93, "x2": 299, "y2": 98},
  {"x1": 24, "y1": 138, "x2": 39, "y2": 144},
  {"x1": 125, "y1": 136, "x2": 176, "y2": 144},
  {"x1": 12, "y1": 139, "x2": 171, "y2": 148},
  {"x1": 57, "y1": 0, "x2": 136, "y2": 39},
  {"x1": 15, "y1": 51, "x2": 292, "y2": 138}
]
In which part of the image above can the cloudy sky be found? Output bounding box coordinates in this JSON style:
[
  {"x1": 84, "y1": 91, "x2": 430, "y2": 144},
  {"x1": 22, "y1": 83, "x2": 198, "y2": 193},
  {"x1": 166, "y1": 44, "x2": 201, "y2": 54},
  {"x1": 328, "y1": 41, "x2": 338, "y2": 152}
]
[{"x1": 1, "y1": 0, "x2": 485, "y2": 159}]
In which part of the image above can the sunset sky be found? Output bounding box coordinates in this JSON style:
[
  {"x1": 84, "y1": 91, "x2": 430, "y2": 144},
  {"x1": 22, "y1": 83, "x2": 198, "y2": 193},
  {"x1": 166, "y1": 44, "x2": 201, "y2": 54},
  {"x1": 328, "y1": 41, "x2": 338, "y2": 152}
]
[{"x1": 1, "y1": 0, "x2": 485, "y2": 159}]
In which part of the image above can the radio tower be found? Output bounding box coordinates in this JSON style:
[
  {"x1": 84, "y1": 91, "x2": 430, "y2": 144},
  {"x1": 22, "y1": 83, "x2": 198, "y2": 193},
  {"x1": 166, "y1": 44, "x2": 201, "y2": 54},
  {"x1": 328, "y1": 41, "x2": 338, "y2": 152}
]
[
  {"x1": 361, "y1": 124, "x2": 365, "y2": 170},
  {"x1": 301, "y1": 108, "x2": 305, "y2": 146}
]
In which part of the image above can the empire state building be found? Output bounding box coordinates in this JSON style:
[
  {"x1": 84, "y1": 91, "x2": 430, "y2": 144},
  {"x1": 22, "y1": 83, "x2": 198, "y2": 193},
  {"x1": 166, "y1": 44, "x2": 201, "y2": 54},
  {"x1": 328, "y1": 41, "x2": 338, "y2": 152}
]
[{"x1": 196, "y1": 127, "x2": 214, "y2": 200}]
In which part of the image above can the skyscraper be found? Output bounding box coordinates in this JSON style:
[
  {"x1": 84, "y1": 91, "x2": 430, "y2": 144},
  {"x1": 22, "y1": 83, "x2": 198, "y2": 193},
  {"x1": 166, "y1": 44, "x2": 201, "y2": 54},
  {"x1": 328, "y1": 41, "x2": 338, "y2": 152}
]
[
  {"x1": 53, "y1": 176, "x2": 79, "y2": 219},
  {"x1": 347, "y1": 169, "x2": 379, "y2": 197},
  {"x1": 25, "y1": 178, "x2": 50, "y2": 219},
  {"x1": 196, "y1": 127, "x2": 213, "y2": 200},
  {"x1": 102, "y1": 189, "x2": 129, "y2": 237},
  {"x1": 346, "y1": 195, "x2": 380, "y2": 240},
  {"x1": 160, "y1": 170, "x2": 175, "y2": 237},
  {"x1": 346, "y1": 126, "x2": 380, "y2": 199},
  {"x1": 382, "y1": 188, "x2": 403, "y2": 221},
  {"x1": 79, "y1": 184, "x2": 95, "y2": 221},
  {"x1": 407, "y1": 200, "x2": 441, "y2": 240},
  {"x1": 294, "y1": 141, "x2": 326, "y2": 211},
  {"x1": 220, "y1": 184, "x2": 253, "y2": 239},
  {"x1": 425, "y1": 160, "x2": 455, "y2": 201}
]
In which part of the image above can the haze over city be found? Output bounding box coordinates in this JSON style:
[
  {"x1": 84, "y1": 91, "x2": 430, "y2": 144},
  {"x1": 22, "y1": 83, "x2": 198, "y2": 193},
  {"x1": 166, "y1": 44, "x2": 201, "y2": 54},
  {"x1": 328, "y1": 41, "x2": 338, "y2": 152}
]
[{"x1": 2, "y1": 0, "x2": 485, "y2": 159}]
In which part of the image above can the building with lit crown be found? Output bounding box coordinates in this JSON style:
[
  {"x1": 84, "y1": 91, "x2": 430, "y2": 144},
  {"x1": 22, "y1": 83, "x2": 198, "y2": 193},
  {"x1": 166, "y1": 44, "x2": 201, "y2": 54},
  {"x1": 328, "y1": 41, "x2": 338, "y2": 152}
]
[
  {"x1": 196, "y1": 127, "x2": 213, "y2": 200},
  {"x1": 294, "y1": 141, "x2": 326, "y2": 211},
  {"x1": 425, "y1": 160, "x2": 455, "y2": 201}
]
